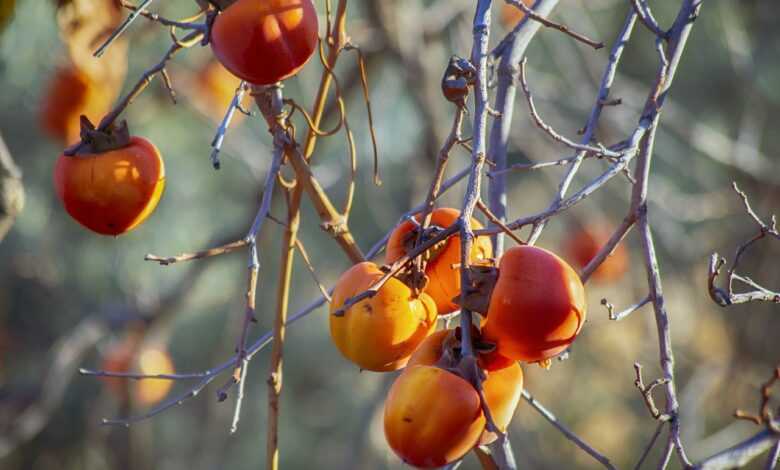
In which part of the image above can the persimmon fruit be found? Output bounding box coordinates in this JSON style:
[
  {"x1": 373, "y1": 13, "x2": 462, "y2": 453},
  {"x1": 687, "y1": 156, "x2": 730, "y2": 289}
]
[
  {"x1": 386, "y1": 208, "x2": 493, "y2": 315},
  {"x1": 54, "y1": 135, "x2": 165, "y2": 236},
  {"x1": 482, "y1": 245, "x2": 587, "y2": 362},
  {"x1": 40, "y1": 66, "x2": 114, "y2": 145},
  {"x1": 407, "y1": 329, "x2": 524, "y2": 441},
  {"x1": 564, "y1": 226, "x2": 628, "y2": 282},
  {"x1": 384, "y1": 365, "x2": 485, "y2": 468},
  {"x1": 329, "y1": 262, "x2": 437, "y2": 371},
  {"x1": 210, "y1": 0, "x2": 319, "y2": 85}
]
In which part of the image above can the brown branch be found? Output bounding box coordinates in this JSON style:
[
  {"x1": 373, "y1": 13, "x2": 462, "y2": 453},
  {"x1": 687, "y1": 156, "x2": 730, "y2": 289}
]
[
  {"x1": 295, "y1": 239, "x2": 332, "y2": 303},
  {"x1": 145, "y1": 239, "x2": 248, "y2": 265},
  {"x1": 476, "y1": 200, "x2": 525, "y2": 247},
  {"x1": 634, "y1": 363, "x2": 671, "y2": 422}
]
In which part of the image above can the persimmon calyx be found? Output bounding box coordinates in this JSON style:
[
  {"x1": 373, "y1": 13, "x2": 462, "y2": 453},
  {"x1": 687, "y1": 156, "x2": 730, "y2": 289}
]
[
  {"x1": 401, "y1": 224, "x2": 449, "y2": 266},
  {"x1": 441, "y1": 55, "x2": 476, "y2": 106},
  {"x1": 453, "y1": 265, "x2": 499, "y2": 315},
  {"x1": 65, "y1": 116, "x2": 132, "y2": 156},
  {"x1": 396, "y1": 269, "x2": 429, "y2": 294}
]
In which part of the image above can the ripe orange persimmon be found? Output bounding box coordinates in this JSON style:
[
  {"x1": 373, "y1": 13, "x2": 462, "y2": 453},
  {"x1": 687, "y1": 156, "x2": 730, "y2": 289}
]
[
  {"x1": 482, "y1": 246, "x2": 587, "y2": 362},
  {"x1": 384, "y1": 365, "x2": 485, "y2": 468},
  {"x1": 40, "y1": 66, "x2": 114, "y2": 145},
  {"x1": 407, "y1": 330, "x2": 523, "y2": 441},
  {"x1": 210, "y1": 0, "x2": 319, "y2": 85},
  {"x1": 329, "y1": 262, "x2": 437, "y2": 371},
  {"x1": 564, "y1": 226, "x2": 628, "y2": 282},
  {"x1": 101, "y1": 342, "x2": 175, "y2": 406},
  {"x1": 54, "y1": 136, "x2": 165, "y2": 235},
  {"x1": 386, "y1": 208, "x2": 493, "y2": 315},
  {"x1": 500, "y1": 0, "x2": 533, "y2": 28}
]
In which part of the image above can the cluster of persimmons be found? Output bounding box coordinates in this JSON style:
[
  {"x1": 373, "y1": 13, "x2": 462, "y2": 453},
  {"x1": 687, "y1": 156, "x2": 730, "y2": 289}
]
[
  {"x1": 328, "y1": 208, "x2": 596, "y2": 467},
  {"x1": 40, "y1": 0, "x2": 630, "y2": 466}
]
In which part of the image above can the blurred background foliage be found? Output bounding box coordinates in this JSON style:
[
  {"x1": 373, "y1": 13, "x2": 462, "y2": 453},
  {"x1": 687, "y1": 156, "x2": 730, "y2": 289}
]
[{"x1": 0, "y1": 0, "x2": 779, "y2": 469}]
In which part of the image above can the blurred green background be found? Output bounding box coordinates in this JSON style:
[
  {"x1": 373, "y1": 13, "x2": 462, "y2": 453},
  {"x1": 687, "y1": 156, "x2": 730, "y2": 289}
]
[{"x1": 1, "y1": 0, "x2": 779, "y2": 469}]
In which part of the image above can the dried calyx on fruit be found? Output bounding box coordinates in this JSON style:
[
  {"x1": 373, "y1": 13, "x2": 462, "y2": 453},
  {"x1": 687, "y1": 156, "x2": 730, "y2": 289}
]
[
  {"x1": 386, "y1": 208, "x2": 493, "y2": 315},
  {"x1": 64, "y1": 116, "x2": 131, "y2": 156},
  {"x1": 441, "y1": 55, "x2": 476, "y2": 107}
]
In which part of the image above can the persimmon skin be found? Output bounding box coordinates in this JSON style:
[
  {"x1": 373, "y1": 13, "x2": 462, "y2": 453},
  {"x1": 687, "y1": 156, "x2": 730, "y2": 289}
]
[
  {"x1": 210, "y1": 0, "x2": 319, "y2": 85},
  {"x1": 40, "y1": 67, "x2": 114, "y2": 145},
  {"x1": 329, "y1": 262, "x2": 437, "y2": 372},
  {"x1": 386, "y1": 208, "x2": 493, "y2": 315},
  {"x1": 54, "y1": 137, "x2": 165, "y2": 236},
  {"x1": 408, "y1": 330, "x2": 524, "y2": 441},
  {"x1": 384, "y1": 365, "x2": 485, "y2": 468},
  {"x1": 483, "y1": 246, "x2": 587, "y2": 362},
  {"x1": 564, "y1": 226, "x2": 628, "y2": 282}
]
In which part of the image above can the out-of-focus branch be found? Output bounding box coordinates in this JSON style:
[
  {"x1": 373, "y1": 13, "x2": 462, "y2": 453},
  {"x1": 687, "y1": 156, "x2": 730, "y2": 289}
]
[
  {"x1": 708, "y1": 183, "x2": 779, "y2": 307},
  {"x1": 690, "y1": 423, "x2": 780, "y2": 470},
  {"x1": 488, "y1": 0, "x2": 560, "y2": 256},
  {"x1": 0, "y1": 260, "x2": 209, "y2": 456},
  {"x1": 522, "y1": 390, "x2": 617, "y2": 470},
  {"x1": 497, "y1": 9, "x2": 637, "y2": 243},
  {"x1": 0, "y1": 132, "x2": 23, "y2": 243}
]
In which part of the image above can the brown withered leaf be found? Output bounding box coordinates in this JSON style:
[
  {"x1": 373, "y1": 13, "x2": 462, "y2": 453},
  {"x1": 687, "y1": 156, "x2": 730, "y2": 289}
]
[{"x1": 56, "y1": 0, "x2": 126, "y2": 104}]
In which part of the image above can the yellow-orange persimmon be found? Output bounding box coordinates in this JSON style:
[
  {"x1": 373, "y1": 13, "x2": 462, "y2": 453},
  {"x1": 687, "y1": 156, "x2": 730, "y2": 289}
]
[
  {"x1": 564, "y1": 226, "x2": 628, "y2": 282},
  {"x1": 191, "y1": 59, "x2": 246, "y2": 124},
  {"x1": 384, "y1": 365, "x2": 485, "y2": 468},
  {"x1": 482, "y1": 246, "x2": 587, "y2": 362},
  {"x1": 40, "y1": 66, "x2": 114, "y2": 145},
  {"x1": 54, "y1": 136, "x2": 165, "y2": 235},
  {"x1": 101, "y1": 343, "x2": 175, "y2": 406},
  {"x1": 386, "y1": 208, "x2": 493, "y2": 315},
  {"x1": 329, "y1": 262, "x2": 437, "y2": 371},
  {"x1": 210, "y1": 0, "x2": 319, "y2": 85},
  {"x1": 133, "y1": 348, "x2": 175, "y2": 405},
  {"x1": 407, "y1": 330, "x2": 523, "y2": 441}
]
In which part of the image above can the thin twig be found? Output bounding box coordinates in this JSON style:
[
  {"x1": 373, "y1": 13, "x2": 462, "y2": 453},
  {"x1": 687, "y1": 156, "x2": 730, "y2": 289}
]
[
  {"x1": 503, "y1": 0, "x2": 604, "y2": 49},
  {"x1": 601, "y1": 295, "x2": 651, "y2": 321},
  {"x1": 210, "y1": 81, "x2": 249, "y2": 170},
  {"x1": 145, "y1": 239, "x2": 248, "y2": 265},
  {"x1": 94, "y1": 0, "x2": 155, "y2": 57},
  {"x1": 522, "y1": 390, "x2": 617, "y2": 470},
  {"x1": 633, "y1": 421, "x2": 666, "y2": 470},
  {"x1": 518, "y1": 58, "x2": 621, "y2": 159}
]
